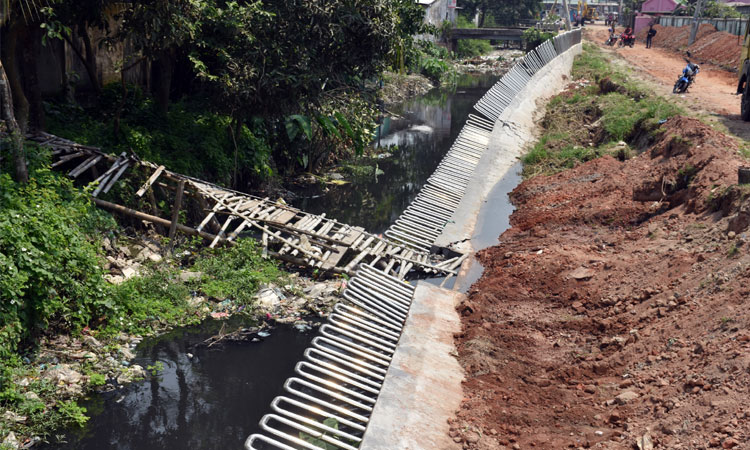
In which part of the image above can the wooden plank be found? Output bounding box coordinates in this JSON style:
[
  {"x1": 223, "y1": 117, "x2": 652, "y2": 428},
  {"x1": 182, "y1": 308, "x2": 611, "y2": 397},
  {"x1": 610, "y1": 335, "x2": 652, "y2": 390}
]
[
  {"x1": 268, "y1": 209, "x2": 297, "y2": 225},
  {"x1": 227, "y1": 220, "x2": 249, "y2": 241},
  {"x1": 321, "y1": 246, "x2": 348, "y2": 271},
  {"x1": 68, "y1": 155, "x2": 102, "y2": 177},
  {"x1": 200, "y1": 191, "x2": 324, "y2": 262},
  {"x1": 51, "y1": 151, "x2": 85, "y2": 168},
  {"x1": 168, "y1": 180, "x2": 186, "y2": 247},
  {"x1": 100, "y1": 161, "x2": 131, "y2": 195},
  {"x1": 341, "y1": 228, "x2": 364, "y2": 246},
  {"x1": 135, "y1": 165, "x2": 165, "y2": 197},
  {"x1": 210, "y1": 216, "x2": 234, "y2": 248},
  {"x1": 344, "y1": 248, "x2": 371, "y2": 272},
  {"x1": 196, "y1": 196, "x2": 221, "y2": 233},
  {"x1": 355, "y1": 236, "x2": 375, "y2": 252},
  {"x1": 348, "y1": 232, "x2": 366, "y2": 249},
  {"x1": 91, "y1": 153, "x2": 127, "y2": 190},
  {"x1": 237, "y1": 199, "x2": 261, "y2": 212}
]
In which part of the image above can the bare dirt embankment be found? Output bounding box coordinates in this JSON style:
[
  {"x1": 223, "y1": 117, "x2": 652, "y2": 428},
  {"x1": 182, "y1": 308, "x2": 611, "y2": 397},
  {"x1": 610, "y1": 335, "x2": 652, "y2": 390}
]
[
  {"x1": 633, "y1": 24, "x2": 742, "y2": 72},
  {"x1": 451, "y1": 114, "x2": 750, "y2": 449},
  {"x1": 449, "y1": 34, "x2": 750, "y2": 450}
]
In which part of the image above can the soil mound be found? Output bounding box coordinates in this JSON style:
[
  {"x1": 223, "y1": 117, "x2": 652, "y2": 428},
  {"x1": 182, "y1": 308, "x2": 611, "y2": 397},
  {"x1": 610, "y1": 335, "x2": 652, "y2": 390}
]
[
  {"x1": 636, "y1": 24, "x2": 742, "y2": 71},
  {"x1": 451, "y1": 116, "x2": 750, "y2": 449}
]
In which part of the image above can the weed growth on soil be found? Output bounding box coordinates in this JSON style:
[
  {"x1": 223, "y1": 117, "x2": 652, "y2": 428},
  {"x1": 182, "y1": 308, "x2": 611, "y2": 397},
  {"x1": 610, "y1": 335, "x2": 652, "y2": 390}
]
[{"x1": 523, "y1": 44, "x2": 684, "y2": 178}]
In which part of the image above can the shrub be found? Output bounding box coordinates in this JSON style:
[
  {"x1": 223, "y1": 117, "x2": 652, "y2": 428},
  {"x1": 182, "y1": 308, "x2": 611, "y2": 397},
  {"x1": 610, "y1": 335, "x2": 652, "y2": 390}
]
[
  {"x1": 523, "y1": 27, "x2": 557, "y2": 52},
  {"x1": 192, "y1": 239, "x2": 281, "y2": 304},
  {"x1": 456, "y1": 39, "x2": 493, "y2": 58},
  {"x1": 45, "y1": 89, "x2": 273, "y2": 186},
  {"x1": 0, "y1": 170, "x2": 116, "y2": 357}
]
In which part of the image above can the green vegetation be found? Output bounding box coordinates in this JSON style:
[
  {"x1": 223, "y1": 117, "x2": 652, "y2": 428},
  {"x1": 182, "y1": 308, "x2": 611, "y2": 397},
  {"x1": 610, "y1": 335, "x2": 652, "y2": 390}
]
[
  {"x1": 0, "y1": 152, "x2": 283, "y2": 441},
  {"x1": 45, "y1": 93, "x2": 272, "y2": 187},
  {"x1": 522, "y1": 27, "x2": 557, "y2": 52},
  {"x1": 191, "y1": 240, "x2": 281, "y2": 305},
  {"x1": 410, "y1": 41, "x2": 458, "y2": 85},
  {"x1": 2, "y1": 0, "x2": 432, "y2": 187},
  {"x1": 459, "y1": 0, "x2": 542, "y2": 27},
  {"x1": 0, "y1": 153, "x2": 116, "y2": 360},
  {"x1": 523, "y1": 44, "x2": 685, "y2": 177},
  {"x1": 454, "y1": 16, "x2": 493, "y2": 59}
]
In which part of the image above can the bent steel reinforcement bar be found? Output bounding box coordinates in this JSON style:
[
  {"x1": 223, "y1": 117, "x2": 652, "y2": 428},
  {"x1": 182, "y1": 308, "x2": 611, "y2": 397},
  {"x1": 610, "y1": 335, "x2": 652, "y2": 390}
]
[{"x1": 245, "y1": 28, "x2": 581, "y2": 450}]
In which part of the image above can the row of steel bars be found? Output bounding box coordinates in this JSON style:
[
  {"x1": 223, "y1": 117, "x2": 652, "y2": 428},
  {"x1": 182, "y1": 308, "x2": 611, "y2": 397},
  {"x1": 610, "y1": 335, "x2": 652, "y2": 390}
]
[
  {"x1": 474, "y1": 28, "x2": 582, "y2": 122},
  {"x1": 383, "y1": 118, "x2": 492, "y2": 253},
  {"x1": 245, "y1": 28, "x2": 583, "y2": 450},
  {"x1": 386, "y1": 28, "x2": 580, "y2": 253},
  {"x1": 245, "y1": 264, "x2": 414, "y2": 450}
]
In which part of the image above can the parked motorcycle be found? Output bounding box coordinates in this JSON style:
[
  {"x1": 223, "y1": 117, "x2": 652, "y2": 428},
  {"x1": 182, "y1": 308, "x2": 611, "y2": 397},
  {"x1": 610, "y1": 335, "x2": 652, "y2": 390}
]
[
  {"x1": 618, "y1": 33, "x2": 634, "y2": 48},
  {"x1": 673, "y1": 55, "x2": 700, "y2": 94},
  {"x1": 604, "y1": 33, "x2": 617, "y2": 46}
]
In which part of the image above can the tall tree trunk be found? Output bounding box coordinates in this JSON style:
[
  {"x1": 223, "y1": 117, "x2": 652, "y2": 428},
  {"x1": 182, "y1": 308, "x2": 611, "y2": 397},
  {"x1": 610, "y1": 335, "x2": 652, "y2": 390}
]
[
  {"x1": 0, "y1": 61, "x2": 28, "y2": 183},
  {"x1": 79, "y1": 23, "x2": 101, "y2": 94},
  {"x1": 3, "y1": 20, "x2": 29, "y2": 133},
  {"x1": 62, "y1": 24, "x2": 102, "y2": 94},
  {"x1": 22, "y1": 25, "x2": 44, "y2": 131},
  {"x1": 153, "y1": 54, "x2": 173, "y2": 115}
]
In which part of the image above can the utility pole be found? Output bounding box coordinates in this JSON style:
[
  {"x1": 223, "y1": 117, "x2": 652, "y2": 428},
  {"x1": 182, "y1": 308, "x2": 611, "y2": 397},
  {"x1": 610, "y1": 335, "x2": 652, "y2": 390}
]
[
  {"x1": 561, "y1": 0, "x2": 572, "y2": 30},
  {"x1": 618, "y1": 0, "x2": 624, "y2": 25},
  {"x1": 689, "y1": 0, "x2": 704, "y2": 45}
]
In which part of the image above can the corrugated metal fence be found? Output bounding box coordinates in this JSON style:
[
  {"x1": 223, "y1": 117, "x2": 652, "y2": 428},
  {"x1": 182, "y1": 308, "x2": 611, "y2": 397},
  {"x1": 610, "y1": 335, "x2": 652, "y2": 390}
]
[{"x1": 657, "y1": 15, "x2": 748, "y2": 36}]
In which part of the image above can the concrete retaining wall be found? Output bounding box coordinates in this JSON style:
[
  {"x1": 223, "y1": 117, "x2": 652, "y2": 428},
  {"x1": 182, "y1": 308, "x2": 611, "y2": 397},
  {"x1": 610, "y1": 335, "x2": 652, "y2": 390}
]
[
  {"x1": 436, "y1": 42, "x2": 582, "y2": 257},
  {"x1": 360, "y1": 41, "x2": 582, "y2": 450}
]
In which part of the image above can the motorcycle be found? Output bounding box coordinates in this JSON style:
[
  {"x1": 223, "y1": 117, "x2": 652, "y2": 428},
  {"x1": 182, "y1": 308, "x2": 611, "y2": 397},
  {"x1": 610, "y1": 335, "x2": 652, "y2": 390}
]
[
  {"x1": 605, "y1": 33, "x2": 617, "y2": 46},
  {"x1": 673, "y1": 56, "x2": 699, "y2": 94},
  {"x1": 618, "y1": 33, "x2": 634, "y2": 48}
]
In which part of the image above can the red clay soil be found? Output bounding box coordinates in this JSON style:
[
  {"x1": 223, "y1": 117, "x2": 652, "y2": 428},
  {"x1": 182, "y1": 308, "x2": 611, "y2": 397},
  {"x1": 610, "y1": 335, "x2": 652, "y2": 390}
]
[
  {"x1": 450, "y1": 116, "x2": 750, "y2": 449},
  {"x1": 633, "y1": 24, "x2": 743, "y2": 71}
]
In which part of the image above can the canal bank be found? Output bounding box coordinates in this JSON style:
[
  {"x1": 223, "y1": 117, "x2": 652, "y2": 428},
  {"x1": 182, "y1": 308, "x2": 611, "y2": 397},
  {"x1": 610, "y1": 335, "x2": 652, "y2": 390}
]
[
  {"x1": 359, "y1": 40, "x2": 583, "y2": 449},
  {"x1": 40, "y1": 68, "x2": 506, "y2": 450}
]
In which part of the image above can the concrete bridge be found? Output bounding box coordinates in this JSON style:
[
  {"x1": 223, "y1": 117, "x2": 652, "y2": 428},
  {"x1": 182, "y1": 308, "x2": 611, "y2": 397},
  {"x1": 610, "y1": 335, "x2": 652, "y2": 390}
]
[{"x1": 448, "y1": 27, "x2": 527, "y2": 50}]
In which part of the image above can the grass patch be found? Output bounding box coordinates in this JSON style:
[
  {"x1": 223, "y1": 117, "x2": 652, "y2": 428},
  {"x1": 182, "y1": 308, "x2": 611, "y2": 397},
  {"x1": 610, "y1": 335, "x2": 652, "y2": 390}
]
[{"x1": 522, "y1": 44, "x2": 686, "y2": 178}]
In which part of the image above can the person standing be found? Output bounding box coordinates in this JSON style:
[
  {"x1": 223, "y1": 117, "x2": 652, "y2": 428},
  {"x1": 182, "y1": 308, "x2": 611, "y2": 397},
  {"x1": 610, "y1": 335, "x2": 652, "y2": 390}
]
[{"x1": 646, "y1": 25, "x2": 657, "y2": 48}]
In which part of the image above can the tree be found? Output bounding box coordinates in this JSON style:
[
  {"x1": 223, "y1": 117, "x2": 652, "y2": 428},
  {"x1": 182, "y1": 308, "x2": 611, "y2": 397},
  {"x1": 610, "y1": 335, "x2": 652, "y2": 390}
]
[
  {"x1": 189, "y1": 0, "x2": 415, "y2": 173},
  {"x1": 117, "y1": 0, "x2": 202, "y2": 114},
  {"x1": 0, "y1": 0, "x2": 39, "y2": 183},
  {"x1": 459, "y1": 0, "x2": 542, "y2": 27},
  {"x1": 44, "y1": 0, "x2": 115, "y2": 94}
]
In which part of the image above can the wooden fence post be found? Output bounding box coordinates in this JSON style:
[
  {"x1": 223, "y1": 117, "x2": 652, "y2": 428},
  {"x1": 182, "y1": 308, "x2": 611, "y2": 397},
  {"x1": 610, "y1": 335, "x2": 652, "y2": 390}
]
[{"x1": 168, "y1": 180, "x2": 186, "y2": 249}]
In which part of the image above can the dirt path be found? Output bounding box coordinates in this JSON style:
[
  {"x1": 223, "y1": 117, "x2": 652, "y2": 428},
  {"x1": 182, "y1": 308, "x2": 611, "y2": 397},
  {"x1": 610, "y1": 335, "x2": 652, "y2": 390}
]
[{"x1": 585, "y1": 25, "x2": 750, "y2": 140}]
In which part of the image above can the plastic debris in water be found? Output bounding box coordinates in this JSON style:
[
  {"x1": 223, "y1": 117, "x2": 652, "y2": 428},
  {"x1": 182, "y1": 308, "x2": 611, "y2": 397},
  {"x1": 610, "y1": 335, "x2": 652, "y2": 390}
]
[{"x1": 257, "y1": 331, "x2": 271, "y2": 338}]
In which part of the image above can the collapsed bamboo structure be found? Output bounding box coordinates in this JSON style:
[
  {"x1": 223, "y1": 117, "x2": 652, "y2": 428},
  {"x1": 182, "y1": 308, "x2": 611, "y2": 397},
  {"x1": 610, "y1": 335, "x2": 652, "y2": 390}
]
[{"x1": 31, "y1": 132, "x2": 463, "y2": 280}]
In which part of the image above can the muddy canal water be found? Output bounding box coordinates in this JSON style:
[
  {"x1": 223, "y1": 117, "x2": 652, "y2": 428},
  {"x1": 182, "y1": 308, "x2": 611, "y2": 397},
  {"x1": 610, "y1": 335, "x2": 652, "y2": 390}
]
[
  {"x1": 291, "y1": 73, "x2": 500, "y2": 234},
  {"x1": 46, "y1": 73, "x2": 502, "y2": 450}
]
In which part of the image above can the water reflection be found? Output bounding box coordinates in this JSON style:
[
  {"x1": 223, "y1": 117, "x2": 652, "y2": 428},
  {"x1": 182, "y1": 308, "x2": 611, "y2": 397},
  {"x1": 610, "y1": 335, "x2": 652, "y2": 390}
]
[
  {"x1": 46, "y1": 319, "x2": 314, "y2": 450},
  {"x1": 290, "y1": 73, "x2": 500, "y2": 235}
]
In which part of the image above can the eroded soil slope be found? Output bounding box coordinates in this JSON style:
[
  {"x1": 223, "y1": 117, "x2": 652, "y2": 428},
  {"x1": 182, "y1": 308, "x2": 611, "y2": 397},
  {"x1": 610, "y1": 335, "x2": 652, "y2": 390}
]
[{"x1": 451, "y1": 116, "x2": 750, "y2": 449}]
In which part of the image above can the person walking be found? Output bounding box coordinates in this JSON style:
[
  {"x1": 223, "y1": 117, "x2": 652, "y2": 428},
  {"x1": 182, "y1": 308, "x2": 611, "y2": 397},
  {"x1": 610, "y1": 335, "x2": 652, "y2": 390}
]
[{"x1": 646, "y1": 25, "x2": 657, "y2": 48}]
